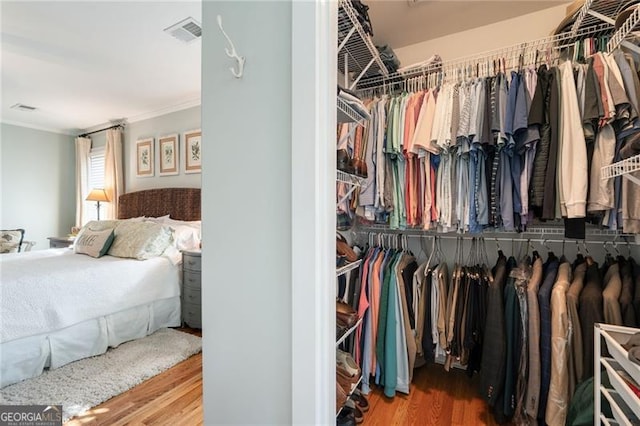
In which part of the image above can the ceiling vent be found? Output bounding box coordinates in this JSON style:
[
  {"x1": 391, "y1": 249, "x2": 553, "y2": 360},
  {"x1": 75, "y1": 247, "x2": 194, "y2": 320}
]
[
  {"x1": 10, "y1": 103, "x2": 37, "y2": 112},
  {"x1": 164, "y1": 17, "x2": 202, "y2": 44}
]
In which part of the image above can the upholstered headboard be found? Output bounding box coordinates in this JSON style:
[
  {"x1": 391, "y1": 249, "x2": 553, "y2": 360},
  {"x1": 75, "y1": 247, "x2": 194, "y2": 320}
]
[{"x1": 118, "y1": 188, "x2": 201, "y2": 221}]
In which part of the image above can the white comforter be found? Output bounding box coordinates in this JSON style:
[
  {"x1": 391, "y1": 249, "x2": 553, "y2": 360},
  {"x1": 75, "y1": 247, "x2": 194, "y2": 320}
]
[{"x1": 0, "y1": 248, "x2": 180, "y2": 343}]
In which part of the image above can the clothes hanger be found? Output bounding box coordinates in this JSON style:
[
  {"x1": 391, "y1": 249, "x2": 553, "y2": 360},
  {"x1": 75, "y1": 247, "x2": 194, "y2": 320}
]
[{"x1": 495, "y1": 237, "x2": 504, "y2": 259}]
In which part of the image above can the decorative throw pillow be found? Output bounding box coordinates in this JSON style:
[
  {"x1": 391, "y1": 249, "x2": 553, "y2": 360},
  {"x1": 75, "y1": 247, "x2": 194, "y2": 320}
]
[
  {"x1": 108, "y1": 221, "x2": 173, "y2": 260},
  {"x1": 0, "y1": 229, "x2": 25, "y2": 253},
  {"x1": 74, "y1": 228, "x2": 115, "y2": 258},
  {"x1": 80, "y1": 220, "x2": 121, "y2": 232}
]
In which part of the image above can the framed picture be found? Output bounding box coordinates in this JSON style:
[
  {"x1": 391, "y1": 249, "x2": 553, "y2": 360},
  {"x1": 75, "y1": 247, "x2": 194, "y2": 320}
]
[
  {"x1": 184, "y1": 129, "x2": 201, "y2": 174},
  {"x1": 158, "y1": 134, "x2": 179, "y2": 176},
  {"x1": 136, "y1": 138, "x2": 154, "y2": 177}
]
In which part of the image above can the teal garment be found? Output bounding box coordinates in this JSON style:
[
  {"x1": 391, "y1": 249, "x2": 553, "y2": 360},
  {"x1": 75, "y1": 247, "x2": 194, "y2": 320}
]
[
  {"x1": 566, "y1": 373, "x2": 612, "y2": 426},
  {"x1": 375, "y1": 249, "x2": 395, "y2": 385},
  {"x1": 384, "y1": 253, "x2": 403, "y2": 397}
]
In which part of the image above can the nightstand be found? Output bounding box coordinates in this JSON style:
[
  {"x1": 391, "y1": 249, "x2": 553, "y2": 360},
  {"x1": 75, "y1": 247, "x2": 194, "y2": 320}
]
[
  {"x1": 48, "y1": 236, "x2": 75, "y2": 248},
  {"x1": 182, "y1": 250, "x2": 202, "y2": 329}
]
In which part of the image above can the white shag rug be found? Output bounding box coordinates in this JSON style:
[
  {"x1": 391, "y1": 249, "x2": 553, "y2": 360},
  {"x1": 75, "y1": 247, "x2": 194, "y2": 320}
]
[{"x1": 0, "y1": 328, "x2": 202, "y2": 422}]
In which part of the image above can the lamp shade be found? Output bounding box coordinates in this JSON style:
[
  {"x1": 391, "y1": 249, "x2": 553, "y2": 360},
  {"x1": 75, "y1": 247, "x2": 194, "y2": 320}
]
[{"x1": 86, "y1": 188, "x2": 110, "y2": 202}]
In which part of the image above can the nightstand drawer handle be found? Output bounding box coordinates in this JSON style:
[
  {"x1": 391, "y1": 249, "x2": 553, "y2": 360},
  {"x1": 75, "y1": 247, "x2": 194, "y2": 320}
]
[{"x1": 188, "y1": 260, "x2": 197, "y2": 266}]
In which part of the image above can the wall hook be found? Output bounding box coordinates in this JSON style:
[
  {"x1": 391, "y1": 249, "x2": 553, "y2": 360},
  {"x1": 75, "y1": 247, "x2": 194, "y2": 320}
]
[{"x1": 217, "y1": 15, "x2": 245, "y2": 79}]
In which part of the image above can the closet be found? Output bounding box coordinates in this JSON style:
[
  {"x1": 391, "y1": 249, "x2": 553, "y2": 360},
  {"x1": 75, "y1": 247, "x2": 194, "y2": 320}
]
[{"x1": 335, "y1": 0, "x2": 640, "y2": 424}]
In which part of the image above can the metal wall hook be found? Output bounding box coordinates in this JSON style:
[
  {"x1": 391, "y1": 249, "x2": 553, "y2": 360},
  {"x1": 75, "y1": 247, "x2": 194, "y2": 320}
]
[{"x1": 217, "y1": 15, "x2": 245, "y2": 79}]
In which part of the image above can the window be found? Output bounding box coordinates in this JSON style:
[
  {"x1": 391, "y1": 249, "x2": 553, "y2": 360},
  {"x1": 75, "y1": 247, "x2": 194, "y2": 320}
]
[{"x1": 86, "y1": 147, "x2": 105, "y2": 221}]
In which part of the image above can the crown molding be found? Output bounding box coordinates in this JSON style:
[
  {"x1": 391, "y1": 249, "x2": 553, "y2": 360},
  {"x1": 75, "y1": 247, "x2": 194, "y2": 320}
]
[
  {"x1": 126, "y1": 97, "x2": 201, "y2": 124},
  {"x1": 0, "y1": 119, "x2": 78, "y2": 136}
]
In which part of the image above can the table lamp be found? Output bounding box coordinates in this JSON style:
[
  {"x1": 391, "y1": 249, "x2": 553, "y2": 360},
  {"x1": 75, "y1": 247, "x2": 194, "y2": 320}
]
[{"x1": 86, "y1": 188, "x2": 109, "y2": 220}]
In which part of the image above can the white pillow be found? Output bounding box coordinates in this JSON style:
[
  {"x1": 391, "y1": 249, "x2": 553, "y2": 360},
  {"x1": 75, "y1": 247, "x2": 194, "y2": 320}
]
[
  {"x1": 108, "y1": 221, "x2": 173, "y2": 260},
  {"x1": 145, "y1": 214, "x2": 171, "y2": 223},
  {"x1": 162, "y1": 217, "x2": 201, "y2": 229},
  {"x1": 169, "y1": 224, "x2": 201, "y2": 251}
]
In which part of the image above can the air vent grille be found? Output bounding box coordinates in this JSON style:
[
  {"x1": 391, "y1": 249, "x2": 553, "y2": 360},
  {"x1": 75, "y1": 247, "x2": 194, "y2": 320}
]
[
  {"x1": 164, "y1": 17, "x2": 202, "y2": 44},
  {"x1": 10, "y1": 103, "x2": 37, "y2": 112}
]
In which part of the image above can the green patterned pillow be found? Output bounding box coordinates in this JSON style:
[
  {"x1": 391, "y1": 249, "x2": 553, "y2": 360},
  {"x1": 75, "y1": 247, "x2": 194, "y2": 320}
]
[
  {"x1": 0, "y1": 229, "x2": 25, "y2": 253},
  {"x1": 108, "y1": 221, "x2": 173, "y2": 260}
]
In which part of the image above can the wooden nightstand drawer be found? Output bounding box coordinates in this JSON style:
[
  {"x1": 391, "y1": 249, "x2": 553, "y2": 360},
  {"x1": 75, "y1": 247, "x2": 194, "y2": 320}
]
[
  {"x1": 182, "y1": 301, "x2": 201, "y2": 328},
  {"x1": 183, "y1": 252, "x2": 201, "y2": 272},
  {"x1": 181, "y1": 249, "x2": 201, "y2": 329},
  {"x1": 48, "y1": 237, "x2": 74, "y2": 249},
  {"x1": 183, "y1": 287, "x2": 201, "y2": 305},
  {"x1": 183, "y1": 271, "x2": 201, "y2": 289}
]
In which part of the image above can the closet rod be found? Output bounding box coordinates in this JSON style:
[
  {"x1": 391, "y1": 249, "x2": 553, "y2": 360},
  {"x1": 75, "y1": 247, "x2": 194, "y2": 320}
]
[
  {"x1": 356, "y1": 22, "x2": 612, "y2": 90},
  {"x1": 393, "y1": 235, "x2": 639, "y2": 245},
  {"x1": 358, "y1": 231, "x2": 639, "y2": 245},
  {"x1": 78, "y1": 123, "x2": 125, "y2": 138}
]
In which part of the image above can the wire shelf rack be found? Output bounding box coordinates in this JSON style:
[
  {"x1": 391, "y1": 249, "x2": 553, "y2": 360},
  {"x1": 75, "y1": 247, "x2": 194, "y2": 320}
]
[
  {"x1": 601, "y1": 154, "x2": 640, "y2": 186},
  {"x1": 336, "y1": 317, "x2": 363, "y2": 347},
  {"x1": 356, "y1": 22, "x2": 613, "y2": 91},
  {"x1": 337, "y1": 170, "x2": 365, "y2": 186},
  {"x1": 608, "y1": 6, "x2": 640, "y2": 52},
  {"x1": 569, "y1": 0, "x2": 636, "y2": 34},
  {"x1": 337, "y1": 258, "x2": 362, "y2": 277},
  {"x1": 337, "y1": 97, "x2": 366, "y2": 124},
  {"x1": 337, "y1": 0, "x2": 388, "y2": 87}
]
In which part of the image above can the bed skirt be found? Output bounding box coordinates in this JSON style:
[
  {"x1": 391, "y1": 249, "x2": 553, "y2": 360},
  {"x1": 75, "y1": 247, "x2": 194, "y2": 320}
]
[{"x1": 1, "y1": 296, "x2": 181, "y2": 388}]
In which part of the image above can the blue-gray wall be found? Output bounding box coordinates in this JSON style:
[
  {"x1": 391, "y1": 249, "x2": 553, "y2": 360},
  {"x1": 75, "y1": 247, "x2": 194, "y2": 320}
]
[
  {"x1": 202, "y1": 1, "x2": 292, "y2": 424},
  {"x1": 90, "y1": 106, "x2": 201, "y2": 193},
  {"x1": 0, "y1": 123, "x2": 75, "y2": 249},
  {"x1": 124, "y1": 106, "x2": 201, "y2": 192}
]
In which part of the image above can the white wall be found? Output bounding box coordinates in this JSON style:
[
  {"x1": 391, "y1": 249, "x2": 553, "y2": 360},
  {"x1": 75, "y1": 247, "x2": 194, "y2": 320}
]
[
  {"x1": 123, "y1": 106, "x2": 201, "y2": 192},
  {"x1": 0, "y1": 123, "x2": 75, "y2": 249},
  {"x1": 202, "y1": 1, "x2": 292, "y2": 424},
  {"x1": 394, "y1": 4, "x2": 569, "y2": 68}
]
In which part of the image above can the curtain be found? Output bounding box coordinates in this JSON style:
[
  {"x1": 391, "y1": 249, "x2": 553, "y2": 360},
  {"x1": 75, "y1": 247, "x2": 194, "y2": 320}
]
[
  {"x1": 104, "y1": 128, "x2": 124, "y2": 220},
  {"x1": 75, "y1": 137, "x2": 92, "y2": 227}
]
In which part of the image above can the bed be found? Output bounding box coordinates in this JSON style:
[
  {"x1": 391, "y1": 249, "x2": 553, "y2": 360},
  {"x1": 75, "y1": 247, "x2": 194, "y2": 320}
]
[{"x1": 0, "y1": 187, "x2": 201, "y2": 388}]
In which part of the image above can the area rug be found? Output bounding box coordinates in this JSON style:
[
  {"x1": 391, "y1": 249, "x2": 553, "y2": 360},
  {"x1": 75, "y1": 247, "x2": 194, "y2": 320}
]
[{"x1": 0, "y1": 328, "x2": 202, "y2": 422}]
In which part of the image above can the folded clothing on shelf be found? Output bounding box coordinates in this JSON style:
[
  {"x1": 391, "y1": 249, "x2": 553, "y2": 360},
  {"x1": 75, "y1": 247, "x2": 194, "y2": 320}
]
[
  {"x1": 338, "y1": 88, "x2": 371, "y2": 121},
  {"x1": 397, "y1": 54, "x2": 442, "y2": 74},
  {"x1": 376, "y1": 44, "x2": 400, "y2": 73},
  {"x1": 349, "y1": 0, "x2": 373, "y2": 37},
  {"x1": 624, "y1": 332, "x2": 640, "y2": 365}
]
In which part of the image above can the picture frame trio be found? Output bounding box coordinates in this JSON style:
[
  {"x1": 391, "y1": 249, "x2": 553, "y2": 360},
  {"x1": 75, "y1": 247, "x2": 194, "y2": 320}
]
[{"x1": 136, "y1": 129, "x2": 201, "y2": 177}]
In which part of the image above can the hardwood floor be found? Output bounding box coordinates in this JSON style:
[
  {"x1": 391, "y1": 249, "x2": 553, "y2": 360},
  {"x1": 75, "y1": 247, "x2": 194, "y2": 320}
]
[
  {"x1": 64, "y1": 329, "x2": 497, "y2": 425},
  {"x1": 65, "y1": 328, "x2": 203, "y2": 426},
  {"x1": 360, "y1": 363, "x2": 500, "y2": 426}
]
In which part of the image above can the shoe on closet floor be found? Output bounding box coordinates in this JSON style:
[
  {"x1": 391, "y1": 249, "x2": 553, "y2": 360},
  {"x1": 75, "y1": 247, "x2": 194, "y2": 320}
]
[
  {"x1": 350, "y1": 388, "x2": 369, "y2": 412},
  {"x1": 336, "y1": 408, "x2": 356, "y2": 426},
  {"x1": 343, "y1": 400, "x2": 364, "y2": 424}
]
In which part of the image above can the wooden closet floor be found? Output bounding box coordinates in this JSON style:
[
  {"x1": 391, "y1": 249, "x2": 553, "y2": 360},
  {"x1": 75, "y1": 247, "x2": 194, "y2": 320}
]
[{"x1": 361, "y1": 363, "x2": 500, "y2": 426}]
